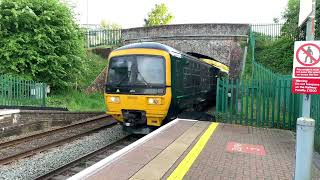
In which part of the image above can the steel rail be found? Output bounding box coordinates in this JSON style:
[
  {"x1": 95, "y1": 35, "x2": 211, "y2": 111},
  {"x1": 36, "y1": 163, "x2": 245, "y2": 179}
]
[
  {"x1": 0, "y1": 115, "x2": 116, "y2": 165},
  {"x1": 0, "y1": 114, "x2": 110, "y2": 149},
  {"x1": 34, "y1": 136, "x2": 139, "y2": 180}
]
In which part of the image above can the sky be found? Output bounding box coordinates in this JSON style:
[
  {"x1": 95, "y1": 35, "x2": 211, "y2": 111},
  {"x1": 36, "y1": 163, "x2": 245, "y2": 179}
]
[{"x1": 73, "y1": 0, "x2": 289, "y2": 28}]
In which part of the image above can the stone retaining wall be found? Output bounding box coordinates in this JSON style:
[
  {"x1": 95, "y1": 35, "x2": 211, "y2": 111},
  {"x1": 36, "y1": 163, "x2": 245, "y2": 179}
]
[{"x1": 0, "y1": 110, "x2": 105, "y2": 128}]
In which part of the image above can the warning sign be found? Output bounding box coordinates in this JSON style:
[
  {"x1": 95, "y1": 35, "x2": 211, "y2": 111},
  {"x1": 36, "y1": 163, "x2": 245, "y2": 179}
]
[{"x1": 292, "y1": 41, "x2": 320, "y2": 94}]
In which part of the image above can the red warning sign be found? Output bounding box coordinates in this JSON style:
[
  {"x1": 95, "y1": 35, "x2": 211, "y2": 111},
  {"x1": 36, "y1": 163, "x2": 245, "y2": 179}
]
[
  {"x1": 296, "y1": 43, "x2": 320, "y2": 66},
  {"x1": 292, "y1": 41, "x2": 320, "y2": 94},
  {"x1": 226, "y1": 142, "x2": 266, "y2": 156}
]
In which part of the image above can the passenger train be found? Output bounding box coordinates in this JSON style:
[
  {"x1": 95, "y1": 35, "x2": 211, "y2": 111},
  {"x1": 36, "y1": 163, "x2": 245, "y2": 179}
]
[{"x1": 104, "y1": 42, "x2": 228, "y2": 133}]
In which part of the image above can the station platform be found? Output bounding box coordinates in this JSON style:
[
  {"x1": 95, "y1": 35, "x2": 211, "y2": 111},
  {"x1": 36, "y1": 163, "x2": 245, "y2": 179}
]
[{"x1": 69, "y1": 119, "x2": 320, "y2": 180}]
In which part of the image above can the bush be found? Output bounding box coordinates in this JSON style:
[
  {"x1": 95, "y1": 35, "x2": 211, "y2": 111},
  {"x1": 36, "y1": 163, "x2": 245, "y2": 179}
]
[
  {"x1": 0, "y1": 0, "x2": 85, "y2": 90},
  {"x1": 76, "y1": 52, "x2": 108, "y2": 91},
  {"x1": 256, "y1": 37, "x2": 294, "y2": 74},
  {"x1": 316, "y1": 2, "x2": 320, "y2": 39}
]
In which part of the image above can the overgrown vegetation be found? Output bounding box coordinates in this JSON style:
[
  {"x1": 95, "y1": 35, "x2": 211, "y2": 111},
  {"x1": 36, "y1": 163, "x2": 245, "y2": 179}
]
[
  {"x1": 316, "y1": 1, "x2": 320, "y2": 39},
  {"x1": 0, "y1": 0, "x2": 110, "y2": 111},
  {"x1": 0, "y1": 0, "x2": 85, "y2": 90},
  {"x1": 76, "y1": 53, "x2": 108, "y2": 91},
  {"x1": 255, "y1": 37, "x2": 295, "y2": 74},
  {"x1": 242, "y1": 45, "x2": 253, "y2": 79},
  {"x1": 247, "y1": 0, "x2": 320, "y2": 75},
  {"x1": 47, "y1": 90, "x2": 106, "y2": 112},
  {"x1": 47, "y1": 52, "x2": 108, "y2": 111}
]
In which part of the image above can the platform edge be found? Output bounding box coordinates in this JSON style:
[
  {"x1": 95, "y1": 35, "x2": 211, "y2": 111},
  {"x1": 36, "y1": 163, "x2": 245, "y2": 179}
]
[{"x1": 68, "y1": 118, "x2": 189, "y2": 180}]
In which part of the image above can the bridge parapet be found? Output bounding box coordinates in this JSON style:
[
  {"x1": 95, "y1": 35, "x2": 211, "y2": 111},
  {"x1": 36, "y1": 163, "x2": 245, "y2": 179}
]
[{"x1": 122, "y1": 24, "x2": 248, "y2": 40}]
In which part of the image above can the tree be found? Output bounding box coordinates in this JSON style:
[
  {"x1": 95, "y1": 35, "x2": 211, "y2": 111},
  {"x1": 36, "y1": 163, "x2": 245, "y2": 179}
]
[
  {"x1": 281, "y1": 0, "x2": 299, "y2": 38},
  {"x1": 0, "y1": 0, "x2": 85, "y2": 90},
  {"x1": 100, "y1": 19, "x2": 122, "y2": 30},
  {"x1": 144, "y1": 3, "x2": 174, "y2": 27},
  {"x1": 281, "y1": 0, "x2": 320, "y2": 39},
  {"x1": 315, "y1": 1, "x2": 320, "y2": 39}
]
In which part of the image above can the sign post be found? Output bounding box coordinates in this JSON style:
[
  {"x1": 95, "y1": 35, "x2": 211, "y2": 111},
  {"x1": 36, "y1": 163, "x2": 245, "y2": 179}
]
[{"x1": 294, "y1": 0, "x2": 316, "y2": 179}]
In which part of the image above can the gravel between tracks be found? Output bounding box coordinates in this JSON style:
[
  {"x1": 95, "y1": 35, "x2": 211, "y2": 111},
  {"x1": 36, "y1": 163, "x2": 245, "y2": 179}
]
[
  {"x1": 0, "y1": 124, "x2": 129, "y2": 180},
  {"x1": 0, "y1": 118, "x2": 112, "y2": 159}
]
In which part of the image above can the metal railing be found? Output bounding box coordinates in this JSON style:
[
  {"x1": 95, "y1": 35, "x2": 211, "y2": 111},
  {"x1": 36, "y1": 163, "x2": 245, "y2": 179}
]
[
  {"x1": 84, "y1": 29, "x2": 121, "y2": 48},
  {"x1": 0, "y1": 75, "x2": 46, "y2": 107},
  {"x1": 216, "y1": 78, "x2": 301, "y2": 130},
  {"x1": 82, "y1": 23, "x2": 284, "y2": 48},
  {"x1": 251, "y1": 23, "x2": 283, "y2": 40}
]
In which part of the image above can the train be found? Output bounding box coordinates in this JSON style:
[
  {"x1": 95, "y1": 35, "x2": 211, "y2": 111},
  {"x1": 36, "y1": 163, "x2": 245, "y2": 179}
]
[{"x1": 104, "y1": 42, "x2": 228, "y2": 133}]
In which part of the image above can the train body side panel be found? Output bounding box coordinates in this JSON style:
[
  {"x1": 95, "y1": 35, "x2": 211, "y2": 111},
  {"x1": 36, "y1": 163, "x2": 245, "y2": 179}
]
[{"x1": 169, "y1": 54, "x2": 218, "y2": 115}]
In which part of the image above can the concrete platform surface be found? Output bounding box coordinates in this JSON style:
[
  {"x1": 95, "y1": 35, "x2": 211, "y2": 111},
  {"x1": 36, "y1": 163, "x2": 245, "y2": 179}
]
[{"x1": 69, "y1": 119, "x2": 320, "y2": 180}]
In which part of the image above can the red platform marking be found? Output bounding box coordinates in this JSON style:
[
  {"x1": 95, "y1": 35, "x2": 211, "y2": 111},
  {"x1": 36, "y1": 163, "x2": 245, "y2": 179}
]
[{"x1": 226, "y1": 141, "x2": 266, "y2": 156}]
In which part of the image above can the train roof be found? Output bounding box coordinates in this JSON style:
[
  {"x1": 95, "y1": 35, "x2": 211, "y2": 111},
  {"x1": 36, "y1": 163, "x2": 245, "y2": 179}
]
[
  {"x1": 114, "y1": 42, "x2": 229, "y2": 72},
  {"x1": 115, "y1": 42, "x2": 178, "y2": 53},
  {"x1": 114, "y1": 42, "x2": 201, "y2": 61}
]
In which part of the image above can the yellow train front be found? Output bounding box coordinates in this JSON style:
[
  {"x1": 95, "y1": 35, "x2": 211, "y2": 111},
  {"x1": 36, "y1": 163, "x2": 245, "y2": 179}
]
[
  {"x1": 104, "y1": 42, "x2": 172, "y2": 134},
  {"x1": 104, "y1": 42, "x2": 227, "y2": 134}
]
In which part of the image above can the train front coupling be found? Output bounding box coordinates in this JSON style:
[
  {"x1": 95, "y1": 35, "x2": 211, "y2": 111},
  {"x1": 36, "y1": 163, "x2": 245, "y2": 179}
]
[{"x1": 122, "y1": 110, "x2": 147, "y2": 127}]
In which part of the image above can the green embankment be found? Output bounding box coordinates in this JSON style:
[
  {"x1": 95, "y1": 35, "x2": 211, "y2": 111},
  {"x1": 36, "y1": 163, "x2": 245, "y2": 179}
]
[
  {"x1": 47, "y1": 52, "x2": 108, "y2": 112},
  {"x1": 47, "y1": 90, "x2": 106, "y2": 112}
]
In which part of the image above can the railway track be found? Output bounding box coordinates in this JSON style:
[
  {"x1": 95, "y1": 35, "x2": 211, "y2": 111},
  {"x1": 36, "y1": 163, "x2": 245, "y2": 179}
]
[
  {"x1": 0, "y1": 114, "x2": 116, "y2": 165},
  {"x1": 35, "y1": 135, "x2": 141, "y2": 180}
]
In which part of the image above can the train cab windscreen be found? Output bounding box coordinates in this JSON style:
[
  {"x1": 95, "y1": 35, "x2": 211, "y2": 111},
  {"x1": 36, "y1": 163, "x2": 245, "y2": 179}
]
[{"x1": 106, "y1": 55, "x2": 166, "y2": 95}]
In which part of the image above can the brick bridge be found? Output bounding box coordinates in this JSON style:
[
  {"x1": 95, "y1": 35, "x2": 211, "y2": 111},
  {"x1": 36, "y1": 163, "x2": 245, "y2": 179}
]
[{"x1": 122, "y1": 24, "x2": 250, "y2": 78}]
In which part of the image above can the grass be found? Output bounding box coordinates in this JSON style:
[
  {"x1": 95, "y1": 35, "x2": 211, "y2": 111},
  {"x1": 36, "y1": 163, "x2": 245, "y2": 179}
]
[
  {"x1": 1, "y1": 97, "x2": 44, "y2": 107},
  {"x1": 46, "y1": 90, "x2": 106, "y2": 112}
]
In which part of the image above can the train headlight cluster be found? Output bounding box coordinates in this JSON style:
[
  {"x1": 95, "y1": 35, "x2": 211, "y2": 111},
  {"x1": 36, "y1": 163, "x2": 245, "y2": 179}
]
[
  {"x1": 109, "y1": 96, "x2": 120, "y2": 103},
  {"x1": 147, "y1": 98, "x2": 161, "y2": 105}
]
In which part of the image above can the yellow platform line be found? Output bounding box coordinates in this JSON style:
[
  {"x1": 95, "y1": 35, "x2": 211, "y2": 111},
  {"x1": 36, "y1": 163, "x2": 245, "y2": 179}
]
[{"x1": 167, "y1": 122, "x2": 219, "y2": 180}]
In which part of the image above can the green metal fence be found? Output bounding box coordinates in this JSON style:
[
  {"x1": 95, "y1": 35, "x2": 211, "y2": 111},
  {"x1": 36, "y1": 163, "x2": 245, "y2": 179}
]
[
  {"x1": 216, "y1": 78, "x2": 302, "y2": 130},
  {"x1": 84, "y1": 29, "x2": 121, "y2": 48},
  {"x1": 0, "y1": 75, "x2": 46, "y2": 107},
  {"x1": 216, "y1": 77, "x2": 320, "y2": 151},
  {"x1": 253, "y1": 61, "x2": 292, "y2": 81},
  {"x1": 216, "y1": 23, "x2": 320, "y2": 153},
  {"x1": 312, "y1": 95, "x2": 320, "y2": 151}
]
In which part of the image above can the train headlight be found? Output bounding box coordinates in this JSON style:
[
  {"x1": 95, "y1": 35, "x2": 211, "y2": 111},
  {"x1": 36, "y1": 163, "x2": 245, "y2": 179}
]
[
  {"x1": 147, "y1": 98, "x2": 161, "y2": 105},
  {"x1": 109, "y1": 96, "x2": 120, "y2": 103}
]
